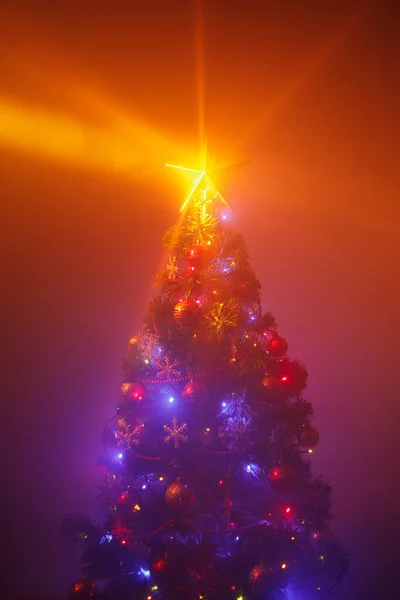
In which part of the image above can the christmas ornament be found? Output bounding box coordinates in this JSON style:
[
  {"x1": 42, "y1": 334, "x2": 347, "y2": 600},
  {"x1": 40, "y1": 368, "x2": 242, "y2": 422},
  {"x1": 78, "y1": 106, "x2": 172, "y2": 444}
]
[
  {"x1": 173, "y1": 299, "x2": 200, "y2": 327},
  {"x1": 205, "y1": 298, "x2": 240, "y2": 340},
  {"x1": 120, "y1": 382, "x2": 132, "y2": 396},
  {"x1": 125, "y1": 382, "x2": 146, "y2": 401},
  {"x1": 267, "y1": 334, "x2": 288, "y2": 357},
  {"x1": 128, "y1": 335, "x2": 139, "y2": 348},
  {"x1": 298, "y1": 425, "x2": 320, "y2": 449},
  {"x1": 165, "y1": 255, "x2": 179, "y2": 280},
  {"x1": 163, "y1": 417, "x2": 188, "y2": 448},
  {"x1": 249, "y1": 564, "x2": 275, "y2": 590},
  {"x1": 187, "y1": 244, "x2": 212, "y2": 270},
  {"x1": 116, "y1": 416, "x2": 143, "y2": 447},
  {"x1": 69, "y1": 579, "x2": 97, "y2": 599},
  {"x1": 268, "y1": 465, "x2": 295, "y2": 493},
  {"x1": 182, "y1": 380, "x2": 206, "y2": 401},
  {"x1": 138, "y1": 333, "x2": 163, "y2": 366},
  {"x1": 165, "y1": 478, "x2": 194, "y2": 511},
  {"x1": 155, "y1": 355, "x2": 181, "y2": 379},
  {"x1": 186, "y1": 204, "x2": 218, "y2": 245}
]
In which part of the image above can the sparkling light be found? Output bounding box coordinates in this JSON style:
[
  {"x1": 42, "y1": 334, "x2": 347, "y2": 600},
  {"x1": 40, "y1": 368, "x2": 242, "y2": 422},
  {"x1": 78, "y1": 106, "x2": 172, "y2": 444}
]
[
  {"x1": 245, "y1": 463, "x2": 261, "y2": 478},
  {"x1": 165, "y1": 163, "x2": 229, "y2": 213},
  {"x1": 139, "y1": 567, "x2": 151, "y2": 579},
  {"x1": 100, "y1": 533, "x2": 113, "y2": 544}
]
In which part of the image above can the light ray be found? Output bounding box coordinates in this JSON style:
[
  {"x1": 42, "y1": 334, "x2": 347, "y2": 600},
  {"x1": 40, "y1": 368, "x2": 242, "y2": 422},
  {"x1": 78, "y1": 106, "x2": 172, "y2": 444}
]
[
  {"x1": 165, "y1": 164, "x2": 204, "y2": 174},
  {"x1": 180, "y1": 172, "x2": 205, "y2": 213}
]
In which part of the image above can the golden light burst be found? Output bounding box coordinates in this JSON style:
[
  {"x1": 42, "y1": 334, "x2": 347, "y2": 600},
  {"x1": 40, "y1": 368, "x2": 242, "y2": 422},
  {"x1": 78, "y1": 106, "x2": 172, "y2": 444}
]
[{"x1": 165, "y1": 160, "x2": 229, "y2": 213}]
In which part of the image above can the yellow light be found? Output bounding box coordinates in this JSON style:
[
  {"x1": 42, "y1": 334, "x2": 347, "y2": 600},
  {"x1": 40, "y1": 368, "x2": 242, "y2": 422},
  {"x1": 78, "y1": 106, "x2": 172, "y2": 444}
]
[
  {"x1": 281, "y1": 563, "x2": 287, "y2": 570},
  {"x1": 133, "y1": 504, "x2": 141, "y2": 512},
  {"x1": 151, "y1": 586, "x2": 158, "y2": 591},
  {"x1": 237, "y1": 596, "x2": 244, "y2": 600},
  {"x1": 165, "y1": 162, "x2": 229, "y2": 213},
  {"x1": 165, "y1": 163, "x2": 204, "y2": 174},
  {"x1": 291, "y1": 536, "x2": 295, "y2": 540},
  {"x1": 144, "y1": 359, "x2": 149, "y2": 365},
  {"x1": 0, "y1": 95, "x2": 189, "y2": 176},
  {"x1": 159, "y1": 476, "x2": 164, "y2": 481},
  {"x1": 308, "y1": 449, "x2": 313, "y2": 453}
]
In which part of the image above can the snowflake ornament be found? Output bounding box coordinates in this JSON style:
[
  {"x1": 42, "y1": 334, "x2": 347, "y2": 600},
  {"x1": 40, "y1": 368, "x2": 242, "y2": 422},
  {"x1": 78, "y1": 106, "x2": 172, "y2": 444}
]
[{"x1": 163, "y1": 417, "x2": 188, "y2": 449}]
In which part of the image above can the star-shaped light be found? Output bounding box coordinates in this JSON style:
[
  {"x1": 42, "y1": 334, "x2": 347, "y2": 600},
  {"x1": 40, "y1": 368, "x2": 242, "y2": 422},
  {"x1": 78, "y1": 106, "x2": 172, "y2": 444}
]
[
  {"x1": 165, "y1": 159, "x2": 229, "y2": 213},
  {"x1": 163, "y1": 417, "x2": 188, "y2": 449}
]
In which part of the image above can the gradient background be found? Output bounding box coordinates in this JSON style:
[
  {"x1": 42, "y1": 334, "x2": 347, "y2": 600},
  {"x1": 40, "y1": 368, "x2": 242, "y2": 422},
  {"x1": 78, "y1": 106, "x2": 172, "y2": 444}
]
[{"x1": 0, "y1": 1, "x2": 399, "y2": 598}]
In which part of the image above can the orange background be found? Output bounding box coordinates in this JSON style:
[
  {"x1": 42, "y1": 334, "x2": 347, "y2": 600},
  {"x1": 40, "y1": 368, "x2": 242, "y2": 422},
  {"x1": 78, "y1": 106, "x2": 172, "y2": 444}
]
[{"x1": 0, "y1": 1, "x2": 398, "y2": 598}]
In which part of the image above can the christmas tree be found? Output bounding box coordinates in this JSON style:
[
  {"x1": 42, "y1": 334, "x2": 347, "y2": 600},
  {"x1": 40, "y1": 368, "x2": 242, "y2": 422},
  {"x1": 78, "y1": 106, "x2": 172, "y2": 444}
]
[{"x1": 64, "y1": 170, "x2": 347, "y2": 600}]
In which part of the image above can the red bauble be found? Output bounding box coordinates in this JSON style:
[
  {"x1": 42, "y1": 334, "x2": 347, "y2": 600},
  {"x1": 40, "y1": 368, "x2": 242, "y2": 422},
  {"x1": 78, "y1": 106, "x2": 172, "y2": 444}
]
[
  {"x1": 268, "y1": 465, "x2": 295, "y2": 493},
  {"x1": 69, "y1": 579, "x2": 96, "y2": 599},
  {"x1": 186, "y1": 244, "x2": 212, "y2": 270},
  {"x1": 173, "y1": 299, "x2": 200, "y2": 327},
  {"x1": 267, "y1": 334, "x2": 288, "y2": 357},
  {"x1": 165, "y1": 478, "x2": 195, "y2": 511},
  {"x1": 128, "y1": 382, "x2": 146, "y2": 401},
  {"x1": 182, "y1": 380, "x2": 206, "y2": 401},
  {"x1": 299, "y1": 425, "x2": 320, "y2": 449}
]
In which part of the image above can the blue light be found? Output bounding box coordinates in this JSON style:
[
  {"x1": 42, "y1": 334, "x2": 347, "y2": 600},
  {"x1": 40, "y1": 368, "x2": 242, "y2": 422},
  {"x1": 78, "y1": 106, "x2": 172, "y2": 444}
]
[
  {"x1": 100, "y1": 533, "x2": 113, "y2": 545},
  {"x1": 169, "y1": 396, "x2": 174, "y2": 403},
  {"x1": 244, "y1": 463, "x2": 261, "y2": 478},
  {"x1": 139, "y1": 567, "x2": 151, "y2": 579},
  {"x1": 142, "y1": 484, "x2": 147, "y2": 490},
  {"x1": 117, "y1": 453, "x2": 123, "y2": 460},
  {"x1": 235, "y1": 536, "x2": 240, "y2": 541},
  {"x1": 221, "y1": 402, "x2": 227, "y2": 408}
]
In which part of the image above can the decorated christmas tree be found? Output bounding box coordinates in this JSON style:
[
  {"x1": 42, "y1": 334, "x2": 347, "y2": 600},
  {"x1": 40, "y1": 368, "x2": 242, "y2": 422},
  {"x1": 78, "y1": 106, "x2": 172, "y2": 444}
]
[{"x1": 64, "y1": 170, "x2": 347, "y2": 600}]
